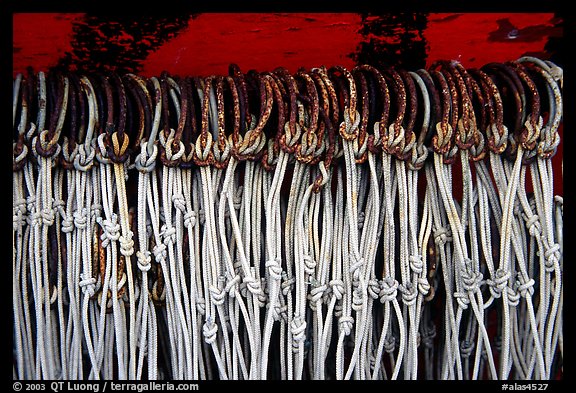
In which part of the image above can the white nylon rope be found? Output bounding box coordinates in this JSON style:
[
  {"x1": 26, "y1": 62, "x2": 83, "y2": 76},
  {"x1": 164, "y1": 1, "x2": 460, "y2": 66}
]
[
  {"x1": 13, "y1": 77, "x2": 31, "y2": 379},
  {"x1": 134, "y1": 137, "x2": 158, "y2": 379},
  {"x1": 191, "y1": 170, "x2": 209, "y2": 380},
  {"x1": 313, "y1": 162, "x2": 333, "y2": 380},
  {"x1": 521, "y1": 61, "x2": 562, "y2": 379},
  {"x1": 31, "y1": 74, "x2": 68, "y2": 379},
  {"x1": 341, "y1": 109, "x2": 372, "y2": 381},
  {"x1": 424, "y1": 160, "x2": 458, "y2": 380},
  {"x1": 217, "y1": 154, "x2": 253, "y2": 379},
  {"x1": 261, "y1": 124, "x2": 296, "y2": 379},
  {"x1": 96, "y1": 134, "x2": 127, "y2": 379},
  {"x1": 160, "y1": 127, "x2": 194, "y2": 380},
  {"x1": 195, "y1": 79, "x2": 229, "y2": 379}
]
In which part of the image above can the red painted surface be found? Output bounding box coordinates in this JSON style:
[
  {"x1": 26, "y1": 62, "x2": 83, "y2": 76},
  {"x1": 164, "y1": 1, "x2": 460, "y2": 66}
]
[
  {"x1": 13, "y1": 13, "x2": 80, "y2": 72},
  {"x1": 143, "y1": 13, "x2": 362, "y2": 76},
  {"x1": 13, "y1": 13, "x2": 560, "y2": 76},
  {"x1": 425, "y1": 13, "x2": 560, "y2": 68}
]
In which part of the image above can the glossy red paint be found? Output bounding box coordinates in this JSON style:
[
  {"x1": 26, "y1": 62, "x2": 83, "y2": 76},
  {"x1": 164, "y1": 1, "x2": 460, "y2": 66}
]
[
  {"x1": 143, "y1": 13, "x2": 362, "y2": 76},
  {"x1": 13, "y1": 13, "x2": 81, "y2": 72},
  {"x1": 425, "y1": 13, "x2": 560, "y2": 67},
  {"x1": 14, "y1": 13, "x2": 560, "y2": 75}
]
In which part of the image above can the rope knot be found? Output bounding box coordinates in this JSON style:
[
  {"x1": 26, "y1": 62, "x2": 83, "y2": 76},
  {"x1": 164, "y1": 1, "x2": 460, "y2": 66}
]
[
  {"x1": 434, "y1": 227, "x2": 452, "y2": 246},
  {"x1": 349, "y1": 255, "x2": 364, "y2": 280},
  {"x1": 14, "y1": 198, "x2": 27, "y2": 216},
  {"x1": 73, "y1": 208, "x2": 88, "y2": 229},
  {"x1": 422, "y1": 326, "x2": 436, "y2": 349},
  {"x1": 98, "y1": 214, "x2": 120, "y2": 248},
  {"x1": 245, "y1": 275, "x2": 262, "y2": 296},
  {"x1": 194, "y1": 132, "x2": 214, "y2": 163},
  {"x1": 79, "y1": 273, "x2": 97, "y2": 298},
  {"x1": 96, "y1": 133, "x2": 111, "y2": 164},
  {"x1": 506, "y1": 287, "x2": 520, "y2": 307},
  {"x1": 524, "y1": 214, "x2": 542, "y2": 237},
  {"x1": 41, "y1": 207, "x2": 55, "y2": 226},
  {"x1": 119, "y1": 233, "x2": 134, "y2": 257},
  {"x1": 164, "y1": 136, "x2": 185, "y2": 164},
  {"x1": 272, "y1": 303, "x2": 288, "y2": 322},
  {"x1": 32, "y1": 131, "x2": 59, "y2": 158},
  {"x1": 209, "y1": 285, "x2": 226, "y2": 306},
  {"x1": 265, "y1": 258, "x2": 283, "y2": 280},
  {"x1": 152, "y1": 243, "x2": 167, "y2": 263},
  {"x1": 171, "y1": 194, "x2": 186, "y2": 213},
  {"x1": 309, "y1": 284, "x2": 328, "y2": 304},
  {"x1": 454, "y1": 291, "x2": 470, "y2": 309},
  {"x1": 225, "y1": 274, "x2": 241, "y2": 295},
  {"x1": 544, "y1": 243, "x2": 561, "y2": 272},
  {"x1": 487, "y1": 268, "x2": 511, "y2": 299},
  {"x1": 52, "y1": 198, "x2": 65, "y2": 215},
  {"x1": 379, "y1": 277, "x2": 399, "y2": 303},
  {"x1": 74, "y1": 142, "x2": 96, "y2": 172},
  {"x1": 338, "y1": 316, "x2": 354, "y2": 336},
  {"x1": 212, "y1": 136, "x2": 231, "y2": 164},
  {"x1": 329, "y1": 279, "x2": 345, "y2": 301},
  {"x1": 367, "y1": 278, "x2": 380, "y2": 300},
  {"x1": 196, "y1": 298, "x2": 206, "y2": 316},
  {"x1": 183, "y1": 211, "x2": 196, "y2": 228},
  {"x1": 136, "y1": 250, "x2": 152, "y2": 272},
  {"x1": 30, "y1": 211, "x2": 42, "y2": 227},
  {"x1": 283, "y1": 122, "x2": 302, "y2": 150},
  {"x1": 399, "y1": 283, "x2": 418, "y2": 306},
  {"x1": 460, "y1": 340, "x2": 475, "y2": 359},
  {"x1": 417, "y1": 277, "x2": 431, "y2": 296},
  {"x1": 238, "y1": 128, "x2": 266, "y2": 157},
  {"x1": 461, "y1": 263, "x2": 482, "y2": 293},
  {"x1": 160, "y1": 224, "x2": 176, "y2": 246},
  {"x1": 203, "y1": 320, "x2": 218, "y2": 345},
  {"x1": 281, "y1": 272, "x2": 295, "y2": 296},
  {"x1": 516, "y1": 274, "x2": 535, "y2": 298},
  {"x1": 13, "y1": 141, "x2": 29, "y2": 169},
  {"x1": 339, "y1": 109, "x2": 361, "y2": 140},
  {"x1": 488, "y1": 123, "x2": 508, "y2": 154},
  {"x1": 303, "y1": 254, "x2": 316, "y2": 275},
  {"x1": 61, "y1": 215, "x2": 74, "y2": 233},
  {"x1": 408, "y1": 143, "x2": 429, "y2": 170},
  {"x1": 352, "y1": 285, "x2": 365, "y2": 311},
  {"x1": 13, "y1": 203, "x2": 27, "y2": 232},
  {"x1": 110, "y1": 131, "x2": 130, "y2": 161},
  {"x1": 135, "y1": 140, "x2": 158, "y2": 173},
  {"x1": 384, "y1": 335, "x2": 396, "y2": 353},
  {"x1": 291, "y1": 315, "x2": 307, "y2": 351},
  {"x1": 409, "y1": 254, "x2": 424, "y2": 275},
  {"x1": 537, "y1": 129, "x2": 560, "y2": 158}
]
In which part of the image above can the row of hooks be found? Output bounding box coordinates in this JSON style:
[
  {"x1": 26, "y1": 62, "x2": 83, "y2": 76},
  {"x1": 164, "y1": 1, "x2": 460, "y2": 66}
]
[{"x1": 13, "y1": 57, "x2": 562, "y2": 174}]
